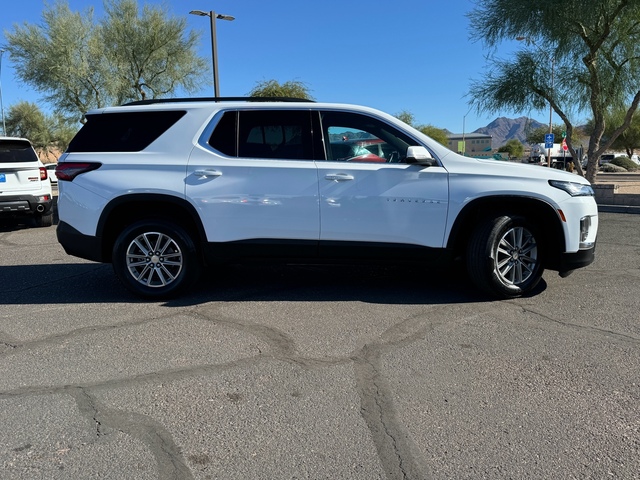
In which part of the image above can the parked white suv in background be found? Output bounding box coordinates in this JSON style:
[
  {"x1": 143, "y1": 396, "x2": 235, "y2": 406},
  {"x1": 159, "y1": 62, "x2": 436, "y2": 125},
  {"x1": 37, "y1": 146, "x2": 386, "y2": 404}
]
[
  {"x1": 55, "y1": 98, "x2": 598, "y2": 299},
  {"x1": 0, "y1": 137, "x2": 54, "y2": 227}
]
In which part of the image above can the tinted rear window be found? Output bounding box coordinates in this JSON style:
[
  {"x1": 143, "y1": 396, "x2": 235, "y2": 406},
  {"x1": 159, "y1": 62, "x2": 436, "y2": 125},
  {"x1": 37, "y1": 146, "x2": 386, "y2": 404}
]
[
  {"x1": 208, "y1": 111, "x2": 237, "y2": 156},
  {"x1": 209, "y1": 110, "x2": 315, "y2": 160},
  {"x1": 0, "y1": 140, "x2": 38, "y2": 163},
  {"x1": 67, "y1": 110, "x2": 186, "y2": 152}
]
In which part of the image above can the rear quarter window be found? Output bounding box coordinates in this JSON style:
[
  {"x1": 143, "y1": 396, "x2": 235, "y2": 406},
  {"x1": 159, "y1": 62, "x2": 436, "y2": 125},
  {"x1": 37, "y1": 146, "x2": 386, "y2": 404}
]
[
  {"x1": 0, "y1": 140, "x2": 38, "y2": 163},
  {"x1": 67, "y1": 110, "x2": 186, "y2": 152}
]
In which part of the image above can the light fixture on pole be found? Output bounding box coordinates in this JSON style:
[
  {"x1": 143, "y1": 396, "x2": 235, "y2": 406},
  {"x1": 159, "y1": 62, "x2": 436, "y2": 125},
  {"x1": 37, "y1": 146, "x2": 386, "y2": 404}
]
[
  {"x1": 0, "y1": 49, "x2": 6, "y2": 136},
  {"x1": 189, "y1": 9, "x2": 235, "y2": 98},
  {"x1": 516, "y1": 36, "x2": 555, "y2": 168}
]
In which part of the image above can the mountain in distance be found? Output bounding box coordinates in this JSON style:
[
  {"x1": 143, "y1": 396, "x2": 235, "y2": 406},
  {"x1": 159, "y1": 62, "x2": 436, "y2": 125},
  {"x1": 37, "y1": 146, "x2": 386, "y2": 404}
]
[{"x1": 473, "y1": 116, "x2": 546, "y2": 149}]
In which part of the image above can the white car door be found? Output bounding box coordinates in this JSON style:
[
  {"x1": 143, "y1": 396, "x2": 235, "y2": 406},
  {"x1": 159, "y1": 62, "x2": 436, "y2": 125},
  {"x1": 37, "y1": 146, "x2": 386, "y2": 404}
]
[
  {"x1": 317, "y1": 111, "x2": 449, "y2": 252},
  {"x1": 186, "y1": 110, "x2": 320, "y2": 249}
]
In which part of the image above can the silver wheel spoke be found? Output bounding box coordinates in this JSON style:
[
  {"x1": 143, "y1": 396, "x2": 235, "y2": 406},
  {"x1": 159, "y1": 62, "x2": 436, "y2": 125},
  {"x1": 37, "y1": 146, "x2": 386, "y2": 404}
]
[
  {"x1": 138, "y1": 264, "x2": 154, "y2": 284},
  {"x1": 135, "y1": 235, "x2": 153, "y2": 255},
  {"x1": 125, "y1": 231, "x2": 183, "y2": 288},
  {"x1": 157, "y1": 264, "x2": 176, "y2": 283},
  {"x1": 495, "y1": 226, "x2": 538, "y2": 286}
]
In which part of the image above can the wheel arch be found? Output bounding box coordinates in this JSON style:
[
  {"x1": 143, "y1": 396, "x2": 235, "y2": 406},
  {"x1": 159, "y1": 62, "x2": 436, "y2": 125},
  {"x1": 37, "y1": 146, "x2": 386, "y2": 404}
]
[
  {"x1": 446, "y1": 195, "x2": 566, "y2": 270},
  {"x1": 96, "y1": 194, "x2": 206, "y2": 263}
]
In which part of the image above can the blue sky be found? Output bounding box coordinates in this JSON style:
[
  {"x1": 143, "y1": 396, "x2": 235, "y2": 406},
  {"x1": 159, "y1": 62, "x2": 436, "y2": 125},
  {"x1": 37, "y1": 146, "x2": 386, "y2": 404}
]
[{"x1": 0, "y1": 0, "x2": 546, "y2": 133}]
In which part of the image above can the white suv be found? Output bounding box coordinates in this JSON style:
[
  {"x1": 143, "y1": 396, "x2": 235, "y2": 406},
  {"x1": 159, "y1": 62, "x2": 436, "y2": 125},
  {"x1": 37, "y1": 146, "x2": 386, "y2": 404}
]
[
  {"x1": 0, "y1": 137, "x2": 54, "y2": 227},
  {"x1": 55, "y1": 98, "x2": 598, "y2": 299}
]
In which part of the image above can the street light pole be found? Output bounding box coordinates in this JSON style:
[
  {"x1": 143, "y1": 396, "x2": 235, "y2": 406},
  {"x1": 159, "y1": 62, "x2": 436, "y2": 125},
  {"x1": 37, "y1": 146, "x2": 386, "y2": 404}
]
[
  {"x1": 547, "y1": 56, "x2": 555, "y2": 168},
  {"x1": 0, "y1": 49, "x2": 6, "y2": 136},
  {"x1": 189, "y1": 9, "x2": 235, "y2": 98},
  {"x1": 462, "y1": 107, "x2": 472, "y2": 156}
]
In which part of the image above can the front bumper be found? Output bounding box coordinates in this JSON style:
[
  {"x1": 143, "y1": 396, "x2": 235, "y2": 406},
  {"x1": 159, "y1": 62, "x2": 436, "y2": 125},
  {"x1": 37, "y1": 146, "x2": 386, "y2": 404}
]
[{"x1": 557, "y1": 243, "x2": 596, "y2": 277}]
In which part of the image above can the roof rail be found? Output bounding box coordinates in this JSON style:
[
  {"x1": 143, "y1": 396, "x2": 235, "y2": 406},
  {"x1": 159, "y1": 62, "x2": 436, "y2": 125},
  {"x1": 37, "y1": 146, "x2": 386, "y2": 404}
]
[{"x1": 123, "y1": 96, "x2": 315, "y2": 106}]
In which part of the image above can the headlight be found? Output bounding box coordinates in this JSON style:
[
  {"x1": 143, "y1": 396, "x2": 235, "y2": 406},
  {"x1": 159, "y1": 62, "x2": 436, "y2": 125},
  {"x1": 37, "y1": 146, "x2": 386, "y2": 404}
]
[{"x1": 549, "y1": 180, "x2": 594, "y2": 197}]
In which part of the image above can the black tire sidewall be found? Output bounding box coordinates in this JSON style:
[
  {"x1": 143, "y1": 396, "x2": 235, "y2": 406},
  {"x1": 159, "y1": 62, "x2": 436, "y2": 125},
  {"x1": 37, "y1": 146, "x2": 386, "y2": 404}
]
[
  {"x1": 32, "y1": 213, "x2": 53, "y2": 228},
  {"x1": 112, "y1": 220, "x2": 200, "y2": 298},
  {"x1": 468, "y1": 215, "x2": 543, "y2": 298}
]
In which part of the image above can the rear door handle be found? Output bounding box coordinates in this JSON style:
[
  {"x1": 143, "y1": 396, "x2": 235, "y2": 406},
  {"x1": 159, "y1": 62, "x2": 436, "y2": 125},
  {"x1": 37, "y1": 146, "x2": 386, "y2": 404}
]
[
  {"x1": 194, "y1": 169, "x2": 222, "y2": 178},
  {"x1": 324, "y1": 173, "x2": 354, "y2": 182}
]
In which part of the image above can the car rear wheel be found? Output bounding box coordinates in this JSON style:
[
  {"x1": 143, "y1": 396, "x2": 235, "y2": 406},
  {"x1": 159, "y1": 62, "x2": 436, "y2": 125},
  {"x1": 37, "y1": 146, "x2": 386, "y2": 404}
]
[
  {"x1": 32, "y1": 213, "x2": 53, "y2": 228},
  {"x1": 467, "y1": 215, "x2": 543, "y2": 298},
  {"x1": 112, "y1": 220, "x2": 201, "y2": 298}
]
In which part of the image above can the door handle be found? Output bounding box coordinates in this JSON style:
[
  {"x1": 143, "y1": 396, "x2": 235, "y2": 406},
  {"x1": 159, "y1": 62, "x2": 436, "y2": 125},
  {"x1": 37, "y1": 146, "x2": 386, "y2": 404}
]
[
  {"x1": 324, "y1": 173, "x2": 354, "y2": 182},
  {"x1": 194, "y1": 169, "x2": 222, "y2": 178}
]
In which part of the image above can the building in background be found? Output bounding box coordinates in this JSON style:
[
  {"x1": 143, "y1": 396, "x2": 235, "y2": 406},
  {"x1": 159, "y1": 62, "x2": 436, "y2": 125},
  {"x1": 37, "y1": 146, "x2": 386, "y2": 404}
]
[{"x1": 446, "y1": 133, "x2": 493, "y2": 158}]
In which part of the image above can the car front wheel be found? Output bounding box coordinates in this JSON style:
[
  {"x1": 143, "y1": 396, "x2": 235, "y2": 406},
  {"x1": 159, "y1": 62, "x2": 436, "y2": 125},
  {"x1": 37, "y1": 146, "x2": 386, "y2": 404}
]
[
  {"x1": 112, "y1": 220, "x2": 201, "y2": 298},
  {"x1": 467, "y1": 215, "x2": 543, "y2": 298}
]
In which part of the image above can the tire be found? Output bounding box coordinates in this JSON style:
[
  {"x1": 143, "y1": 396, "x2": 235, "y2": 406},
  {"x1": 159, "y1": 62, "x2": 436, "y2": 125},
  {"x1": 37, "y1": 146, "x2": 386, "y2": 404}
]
[
  {"x1": 112, "y1": 220, "x2": 201, "y2": 299},
  {"x1": 467, "y1": 215, "x2": 543, "y2": 298},
  {"x1": 32, "y1": 213, "x2": 53, "y2": 228}
]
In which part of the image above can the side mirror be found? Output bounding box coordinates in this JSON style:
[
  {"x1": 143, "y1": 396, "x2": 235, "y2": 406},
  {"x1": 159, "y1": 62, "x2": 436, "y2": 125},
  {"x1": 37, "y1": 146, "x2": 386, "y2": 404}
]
[{"x1": 405, "y1": 146, "x2": 436, "y2": 166}]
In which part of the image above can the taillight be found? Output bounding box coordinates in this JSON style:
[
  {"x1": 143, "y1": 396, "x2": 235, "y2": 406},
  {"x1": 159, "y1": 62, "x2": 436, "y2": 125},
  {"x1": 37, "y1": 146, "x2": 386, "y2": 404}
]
[
  {"x1": 40, "y1": 167, "x2": 48, "y2": 181},
  {"x1": 56, "y1": 162, "x2": 102, "y2": 181}
]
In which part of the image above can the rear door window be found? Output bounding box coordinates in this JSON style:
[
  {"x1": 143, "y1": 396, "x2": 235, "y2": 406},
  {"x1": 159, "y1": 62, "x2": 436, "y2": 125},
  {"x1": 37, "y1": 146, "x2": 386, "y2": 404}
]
[{"x1": 208, "y1": 110, "x2": 317, "y2": 161}]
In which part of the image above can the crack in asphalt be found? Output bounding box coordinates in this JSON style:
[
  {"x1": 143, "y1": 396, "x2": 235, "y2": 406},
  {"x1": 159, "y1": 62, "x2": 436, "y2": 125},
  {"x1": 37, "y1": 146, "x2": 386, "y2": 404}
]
[
  {"x1": 350, "y1": 313, "x2": 442, "y2": 480},
  {"x1": 68, "y1": 386, "x2": 194, "y2": 480},
  {"x1": 354, "y1": 354, "x2": 423, "y2": 480},
  {"x1": 190, "y1": 306, "x2": 437, "y2": 479},
  {"x1": 0, "y1": 304, "x2": 441, "y2": 479},
  {"x1": 0, "y1": 310, "x2": 195, "y2": 356},
  {"x1": 514, "y1": 305, "x2": 640, "y2": 343},
  {"x1": 1, "y1": 300, "x2": 636, "y2": 479}
]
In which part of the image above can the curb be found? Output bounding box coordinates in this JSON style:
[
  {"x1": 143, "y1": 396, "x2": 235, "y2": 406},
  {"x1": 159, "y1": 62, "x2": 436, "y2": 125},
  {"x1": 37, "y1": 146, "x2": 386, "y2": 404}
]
[{"x1": 597, "y1": 204, "x2": 640, "y2": 214}]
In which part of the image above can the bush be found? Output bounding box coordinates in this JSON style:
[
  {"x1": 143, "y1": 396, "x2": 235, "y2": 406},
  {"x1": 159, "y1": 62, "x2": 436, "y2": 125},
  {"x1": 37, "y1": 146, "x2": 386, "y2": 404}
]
[
  {"x1": 600, "y1": 162, "x2": 627, "y2": 172},
  {"x1": 610, "y1": 156, "x2": 639, "y2": 171}
]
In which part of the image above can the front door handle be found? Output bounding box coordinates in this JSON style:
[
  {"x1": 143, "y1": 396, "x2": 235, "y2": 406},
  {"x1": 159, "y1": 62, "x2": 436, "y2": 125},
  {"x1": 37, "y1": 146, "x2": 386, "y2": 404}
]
[
  {"x1": 194, "y1": 169, "x2": 222, "y2": 178},
  {"x1": 324, "y1": 173, "x2": 354, "y2": 182}
]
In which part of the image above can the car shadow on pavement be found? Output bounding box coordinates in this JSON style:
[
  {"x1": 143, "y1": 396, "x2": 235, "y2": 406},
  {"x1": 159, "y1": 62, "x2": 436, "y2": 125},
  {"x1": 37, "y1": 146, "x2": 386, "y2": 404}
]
[
  {"x1": 0, "y1": 261, "x2": 547, "y2": 306},
  {"x1": 174, "y1": 262, "x2": 547, "y2": 306},
  {"x1": 1, "y1": 261, "x2": 550, "y2": 306}
]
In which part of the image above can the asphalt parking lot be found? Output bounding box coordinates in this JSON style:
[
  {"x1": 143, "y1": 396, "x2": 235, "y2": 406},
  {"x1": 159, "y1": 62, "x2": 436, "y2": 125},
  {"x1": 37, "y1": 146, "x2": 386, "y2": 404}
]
[{"x1": 0, "y1": 212, "x2": 638, "y2": 479}]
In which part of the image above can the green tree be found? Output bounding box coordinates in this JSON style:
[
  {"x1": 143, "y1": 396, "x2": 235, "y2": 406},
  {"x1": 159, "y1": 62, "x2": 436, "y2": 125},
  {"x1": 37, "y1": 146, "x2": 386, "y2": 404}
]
[
  {"x1": 610, "y1": 113, "x2": 640, "y2": 159},
  {"x1": 467, "y1": 0, "x2": 640, "y2": 182},
  {"x1": 4, "y1": 0, "x2": 207, "y2": 123},
  {"x1": 101, "y1": 0, "x2": 206, "y2": 104},
  {"x1": 248, "y1": 79, "x2": 314, "y2": 100},
  {"x1": 394, "y1": 110, "x2": 416, "y2": 126},
  {"x1": 586, "y1": 108, "x2": 640, "y2": 158},
  {"x1": 394, "y1": 110, "x2": 448, "y2": 146},
  {"x1": 416, "y1": 125, "x2": 449, "y2": 146},
  {"x1": 5, "y1": 102, "x2": 48, "y2": 146},
  {"x1": 49, "y1": 113, "x2": 78, "y2": 154},
  {"x1": 5, "y1": 102, "x2": 77, "y2": 160},
  {"x1": 498, "y1": 139, "x2": 524, "y2": 159},
  {"x1": 525, "y1": 124, "x2": 566, "y2": 145}
]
